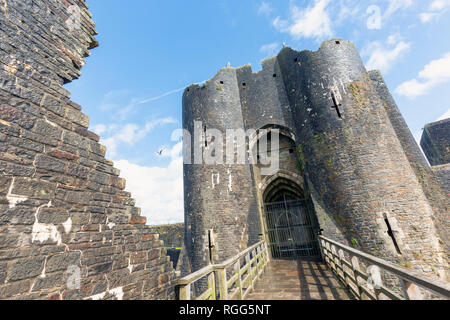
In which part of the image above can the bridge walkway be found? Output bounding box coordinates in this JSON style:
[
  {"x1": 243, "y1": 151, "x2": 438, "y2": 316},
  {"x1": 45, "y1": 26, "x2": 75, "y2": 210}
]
[{"x1": 245, "y1": 259, "x2": 354, "y2": 300}]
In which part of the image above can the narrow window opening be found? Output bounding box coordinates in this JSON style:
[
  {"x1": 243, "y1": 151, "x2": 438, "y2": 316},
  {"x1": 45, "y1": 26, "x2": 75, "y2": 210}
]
[
  {"x1": 335, "y1": 40, "x2": 340, "y2": 44},
  {"x1": 385, "y1": 218, "x2": 402, "y2": 254},
  {"x1": 294, "y1": 58, "x2": 298, "y2": 63},
  {"x1": 331, "y1": 92, "x2": 342, "y2": 119},
  {"x1": 204, "y1": 126, "x2": 207, "y2": 148},
  {"x1": 273, "y1": 74, "x2": 277, "y2": 78},
  {"x1": 242, "y1": 82, "x2": 247, "y2": 87},
  {"x1": 220, "y1": 81, "x2": 224, "y2": 84},
  {"x1": 289, "y1": 149, "x2": 294, "y2": 154}
]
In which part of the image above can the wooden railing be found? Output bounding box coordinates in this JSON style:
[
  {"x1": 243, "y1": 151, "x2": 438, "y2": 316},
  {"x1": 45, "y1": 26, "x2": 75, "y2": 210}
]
[
  {"x1": 319, "y1": 236, "x2": 450, "y2": 300},
  {"x1": 178, "y1": 241, "x2": 270, "y2": 300}
]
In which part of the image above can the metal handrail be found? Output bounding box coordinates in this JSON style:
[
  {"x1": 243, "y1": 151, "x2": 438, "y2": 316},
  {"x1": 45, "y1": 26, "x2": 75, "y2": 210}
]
[
  {"x1": 319, "y1": 235, "x2": 450, "y2": 300},
  {"x1": 178, "y1": 241, "x2": 270, "y2": 300}
]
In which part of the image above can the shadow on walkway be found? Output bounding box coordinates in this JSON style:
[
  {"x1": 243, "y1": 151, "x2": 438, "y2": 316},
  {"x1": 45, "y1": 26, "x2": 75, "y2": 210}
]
[{"x1": 245, "y1": 259, "x2": 354, "y2": 300}]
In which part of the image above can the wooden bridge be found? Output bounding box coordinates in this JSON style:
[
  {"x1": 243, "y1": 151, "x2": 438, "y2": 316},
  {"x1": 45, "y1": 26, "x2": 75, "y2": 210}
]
[{"x1": 178, "y1": 236, "x2": 450, "y2": 301}]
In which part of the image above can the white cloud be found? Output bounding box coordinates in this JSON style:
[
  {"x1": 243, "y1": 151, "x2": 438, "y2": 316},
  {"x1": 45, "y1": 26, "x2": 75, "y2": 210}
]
[
  {"x1": 437, "y1": 108, "x2": 450, "y2": 121},
  {"x1": 420, "y1": 12, "x2": 439, "y2": 23},
  {"x1": 396, "y1": 52, "x2": 450, "y2": 98},
  {"x1": 100, "y1": 117, "x2": 177, "y2": 158},
  {"x1": 363, "y1": 35, "x2": 411, "y2": 73},
  {"x1": 272, "y1": 0, "x2": 333, "y2": 41},
  {"x1": 258, "y1": 2, "x2": 273, "y2": 16},
  {"x1": 430, "y1": 0, "x2": 450, "y2": 11},
  {"x1": 115, "y1": 156, "x2": 183, "y2": 225},
  {"x1": 260, "y1": 42, "x2": 280, "y2": 56},
  {"x1": 384, "y1": 0, "x2": 413, "y2": 19},
  {"x1": 420, "y1": 0, "x2": 450, "y2": 23}
]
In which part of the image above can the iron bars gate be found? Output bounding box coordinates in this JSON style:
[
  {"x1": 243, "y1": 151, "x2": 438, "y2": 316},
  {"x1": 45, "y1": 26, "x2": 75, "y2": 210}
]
[{"x1": 264, "y1": 199, "x2": 320, "y2": 260}]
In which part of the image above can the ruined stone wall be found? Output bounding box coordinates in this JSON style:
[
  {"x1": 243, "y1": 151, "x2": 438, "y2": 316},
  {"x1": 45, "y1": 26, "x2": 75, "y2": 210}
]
[
  {"x1": 149, "y1": 223, "x2": 184, "y2": 248},
  {"x1": 0, "y1": 0, "x2": 178, "y2": 300},
  {"x1": 421, "y1": 118, "x2": 450, "y2": 166}
]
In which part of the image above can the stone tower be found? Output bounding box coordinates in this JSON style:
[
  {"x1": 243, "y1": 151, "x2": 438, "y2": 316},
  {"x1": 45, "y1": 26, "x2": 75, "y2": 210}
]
[{"x1": 182, "y1": 39, "x2": 448, "y2": 281}]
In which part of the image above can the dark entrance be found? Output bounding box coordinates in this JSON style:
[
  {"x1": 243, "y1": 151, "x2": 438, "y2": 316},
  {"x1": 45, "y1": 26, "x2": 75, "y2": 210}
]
[{"x1": 263, "y1": 178, "x2": 320, "y2": 260}]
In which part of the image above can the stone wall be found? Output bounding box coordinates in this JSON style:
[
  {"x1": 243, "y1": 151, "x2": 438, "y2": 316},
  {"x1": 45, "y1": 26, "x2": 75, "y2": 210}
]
[
  {"x1": 149, "y1": 223, "x2": 184, "y2": 248},
  {"x1": 0, "y1": 0, "x2": 178, "y2": 300},
  {"x1": 421, "y1": 118, "x2": 450, "y2": 166}
]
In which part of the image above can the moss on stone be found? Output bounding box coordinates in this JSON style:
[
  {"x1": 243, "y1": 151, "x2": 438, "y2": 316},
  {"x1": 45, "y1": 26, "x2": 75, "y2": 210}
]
[{"x1": 349, "y1": 81, "x2": 370, "y2": 106}]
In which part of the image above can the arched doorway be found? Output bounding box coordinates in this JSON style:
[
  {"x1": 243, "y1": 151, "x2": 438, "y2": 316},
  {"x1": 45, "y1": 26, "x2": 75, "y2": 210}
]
[{"x1": 263, "y1": 177, "x2": 320, "y2": 260}]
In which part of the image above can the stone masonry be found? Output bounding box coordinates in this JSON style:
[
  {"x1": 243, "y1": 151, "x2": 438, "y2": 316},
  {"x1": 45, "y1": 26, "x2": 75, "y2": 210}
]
[
  {"x1": 182, "y1": 39, "x2": 449, "y2": 282},
  {"x1": 0, "y1": 0, "x2": 178, "y2": 300}
]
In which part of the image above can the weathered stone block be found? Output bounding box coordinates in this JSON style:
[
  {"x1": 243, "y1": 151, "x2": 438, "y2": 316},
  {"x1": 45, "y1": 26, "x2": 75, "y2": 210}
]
[
  {"x1": 37, "y1": 207, "x2": 69, "y2": 224},
  {"x1": 0, "y1": 262, "x2": 6, "y2": 284},
  {"x1": 0, "y1": 105, "x2": 35, "y2": 129},
  {"x1": 63, "y1": 131, "x2": 88, "y2": 149},
  {"x1": 41, "y1": 94, "x2": 65, "y2": 117},
  {"x1": 0, "y1": 176, "x2": 12, "y2": 194},
  {"x1": 46, "y1": 252, "x2": 81, "y2": 273},
  {"x1": 87, "y1": 262, "x2": 113, "y2": 276},
  {"x1": 0, "y1": 205, "x2": 36, "y2": 225},
  {"x1": 11, "y1": 178, "x2": 56, "y2": 200},
  {"x1": 35, "y1": 154, "x2": 66, "y2": 173},
  {"x1": 64, "y1": 106, "x2": 89, "y2": 128},
  {"x1": 7, "y1": 256, "x2": 45, "y2": 281},
  {"x1": 88, "y1": 170, "x2": 110, "y2": 185},
  {"x1": 66, "y1": 191, "x2": 91, "y2": 205},
  {"x1": 0, "y1": 280, "x2": 31, "y2": 298},
  {"x1": 32, "y1": 119, "x2": 63, "y2": 140},
  {"x1": 31, "y1": 272, "x2": 64, "y2": 292}
]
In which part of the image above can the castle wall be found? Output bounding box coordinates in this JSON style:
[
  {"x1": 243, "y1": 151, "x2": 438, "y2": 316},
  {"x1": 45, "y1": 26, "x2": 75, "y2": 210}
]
[
  {"x1": 0, "y1": 0, "x2": 177, "y2": 300},
  {"x1": 421, "y1": 118, "x2": 450, "y2": 166},
  {"x1": 276, "y1": 40, "x2": 446, "y2": 278},
  {"x1": 236, "y1": 57, "x2": 295, "y2": 132},
  {"x1": 370, "y1": 71, "x2": 449, "y2": 261}
]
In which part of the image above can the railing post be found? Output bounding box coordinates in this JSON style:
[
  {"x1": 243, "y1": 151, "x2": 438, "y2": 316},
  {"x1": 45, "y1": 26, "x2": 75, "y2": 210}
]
[
  {"x1": 235, "y1": 261, "x2": 243, "y2": 300},
  {"x1": 399, "y1": 278, "x2": 423, "y2": 300},
  {"x1": 338, "y1": 249, "x2": 350, "y2": 289},
  {"x1": 256, "y1": 246, "x2": 261, "y2": 276},
  {"x1": 350, "y1": 256, "x2": 362, "y2": 299},
  {"x1": 246, "y1": 253, "x2": 253, "y2": 287},
  {"x1": 208, "y1": 272, "x2": 216, "y2": 300},
  {"x1": 264, "y1": 241, "x2": 270, "y2": 264},
  {"x1": 217, "y1": 267, "x2": 228, "y2": 300},
  {"x1": 179, "y1": 283, "x2": 191, "y2": 300},
  {"x1": 252, "y1": 249, "x2": 257, "y2": 280}
]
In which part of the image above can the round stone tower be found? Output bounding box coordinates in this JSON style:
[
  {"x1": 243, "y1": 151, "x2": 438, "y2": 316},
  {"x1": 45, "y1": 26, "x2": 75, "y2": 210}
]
[
  {"x1": 277, "y1": 39, "x2": 446, "y2": 277},
  {"x1": 182, "y1": 67, "x2": 260, "y2": 274}
]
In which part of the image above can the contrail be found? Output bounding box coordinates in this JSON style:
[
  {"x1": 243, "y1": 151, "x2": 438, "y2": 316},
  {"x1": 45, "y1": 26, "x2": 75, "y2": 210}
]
[{"x1": 136, "y1": 80, "x2": 208, "y2": 106}]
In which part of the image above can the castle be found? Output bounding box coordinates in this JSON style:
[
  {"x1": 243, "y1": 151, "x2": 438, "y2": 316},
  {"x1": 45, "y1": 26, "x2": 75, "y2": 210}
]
[{"x1": 181, "y1": 39, "x2": 449, "y2": 281}]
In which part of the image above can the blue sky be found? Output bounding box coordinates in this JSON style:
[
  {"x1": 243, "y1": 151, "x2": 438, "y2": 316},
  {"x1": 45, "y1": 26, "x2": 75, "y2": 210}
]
[{"x1": 66, "y1": 0, "x2": 450, "y2": 225}]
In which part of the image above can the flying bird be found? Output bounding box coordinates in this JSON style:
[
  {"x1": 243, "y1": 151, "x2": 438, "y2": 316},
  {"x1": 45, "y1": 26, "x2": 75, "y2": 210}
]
[{"x1": 156, "y1": 148, "x2": 165, "y2": 156}]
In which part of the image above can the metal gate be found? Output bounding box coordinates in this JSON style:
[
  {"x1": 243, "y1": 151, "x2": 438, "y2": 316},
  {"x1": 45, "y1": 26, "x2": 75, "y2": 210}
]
[{"x1": 264, "y1": 199, "x2": 320, "y2": 259}]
